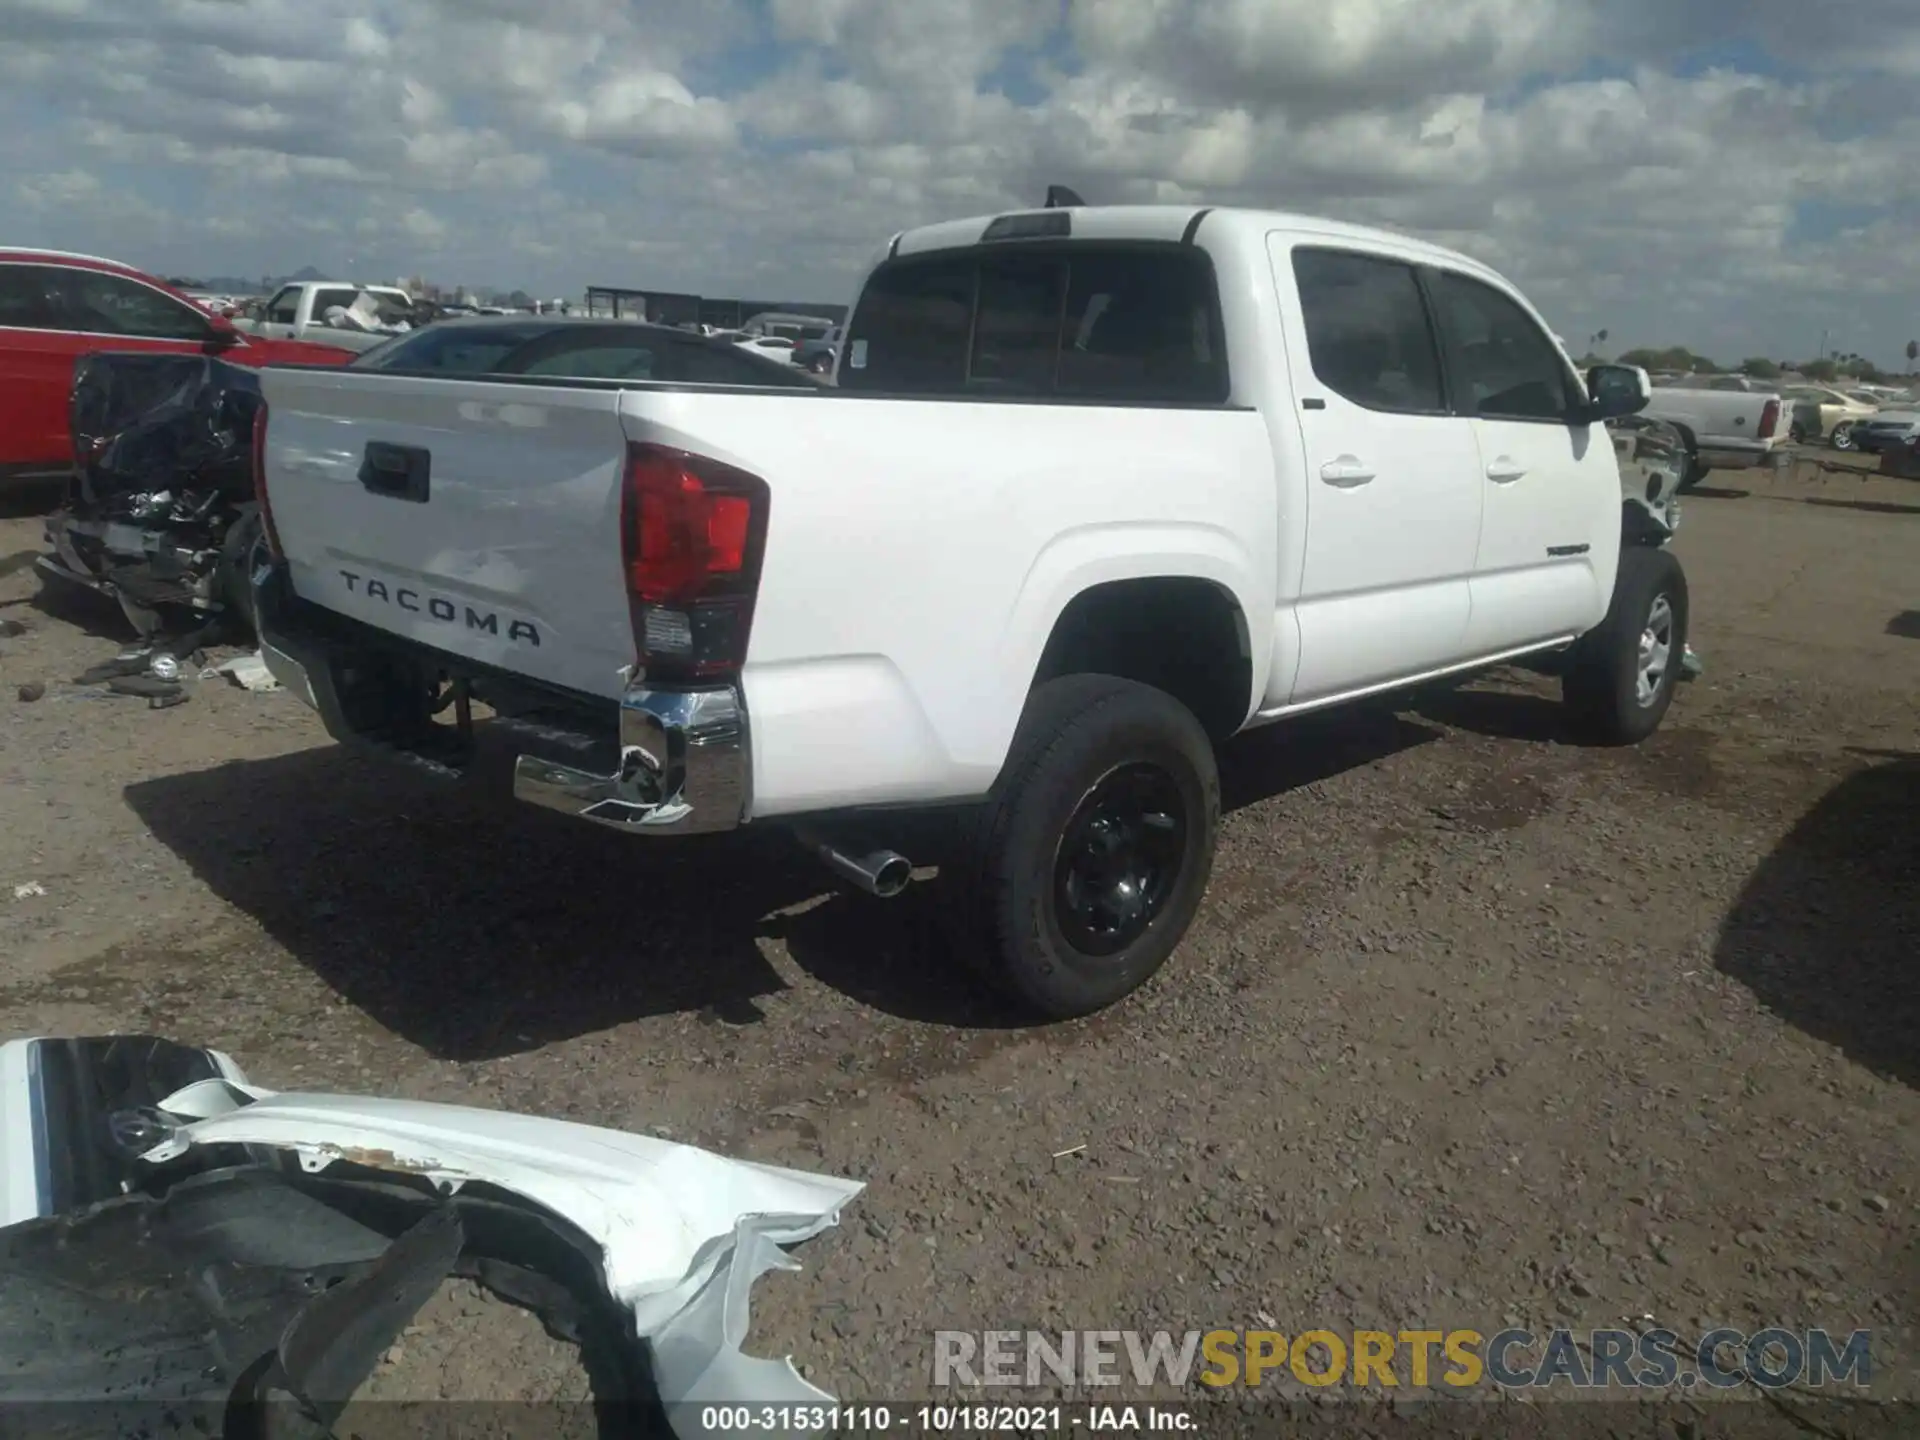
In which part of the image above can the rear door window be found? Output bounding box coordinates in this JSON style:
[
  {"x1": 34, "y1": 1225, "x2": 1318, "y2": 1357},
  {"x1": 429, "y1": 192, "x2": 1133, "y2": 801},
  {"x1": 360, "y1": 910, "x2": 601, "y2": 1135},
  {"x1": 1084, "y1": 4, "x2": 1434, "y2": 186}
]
[
  {"x1": 54, "y1": 269, "x2": 211, "y2": 341},
  {"x1": 1290, "y1": 248, "x2": 1445, "y2": 415},
  {"x1": 841, "y1": 245, "x2": 1228, "y2": 402},
  {"x1": 0, "y1": 265, "x2": 61, "y2": 329}
]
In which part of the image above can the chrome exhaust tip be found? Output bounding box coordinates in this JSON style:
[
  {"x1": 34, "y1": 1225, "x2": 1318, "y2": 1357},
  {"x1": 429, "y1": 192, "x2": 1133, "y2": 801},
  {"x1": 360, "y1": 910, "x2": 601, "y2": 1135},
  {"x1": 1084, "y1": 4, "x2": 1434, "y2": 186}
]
[{"x1": 793, "y1": 827, "x2": 913, "y2": 899}]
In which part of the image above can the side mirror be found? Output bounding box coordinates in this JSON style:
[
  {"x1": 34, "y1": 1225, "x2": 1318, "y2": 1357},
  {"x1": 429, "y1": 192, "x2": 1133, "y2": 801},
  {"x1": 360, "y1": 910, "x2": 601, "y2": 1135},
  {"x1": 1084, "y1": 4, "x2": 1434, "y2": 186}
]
[
  {"x1": 203, "y1": 319, "x2": 244, "y2": 352},
  {"x1": 1583, "y1": 362, "x2": 1650, "y2": 422}
]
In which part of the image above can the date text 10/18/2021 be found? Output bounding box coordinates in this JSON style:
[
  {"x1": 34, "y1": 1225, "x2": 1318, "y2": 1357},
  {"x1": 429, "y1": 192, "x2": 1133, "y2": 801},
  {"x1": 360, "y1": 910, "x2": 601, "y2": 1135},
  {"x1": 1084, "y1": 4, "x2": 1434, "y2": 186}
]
[{"x1": 692, "y1": 1405, "x2": 1192, "y2": 1432}]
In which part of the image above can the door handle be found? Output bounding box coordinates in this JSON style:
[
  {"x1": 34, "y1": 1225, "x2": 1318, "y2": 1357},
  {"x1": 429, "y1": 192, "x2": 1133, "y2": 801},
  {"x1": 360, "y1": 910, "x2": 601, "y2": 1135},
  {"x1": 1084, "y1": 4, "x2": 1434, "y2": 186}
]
[
  {"x1": 1485, "y1": 458, "x2": 1527, "y2": 483},
  {"x1": 1319, "y1": 456, "x2": 1375, "y2": 487}
]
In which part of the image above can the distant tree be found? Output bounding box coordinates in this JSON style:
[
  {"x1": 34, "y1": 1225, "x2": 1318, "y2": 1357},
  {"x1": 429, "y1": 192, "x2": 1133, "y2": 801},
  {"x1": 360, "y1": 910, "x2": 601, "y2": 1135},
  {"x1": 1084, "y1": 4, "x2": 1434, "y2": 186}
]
[
  {"x1": 1740, "y1": 357, "x2": 1780, "y2": 379},
  {"x1": 1907, "y1": 339, "x2": 1918, "y2": 373},
  {"x1": 1804, "y1": 358, "x2": 1840, "y2": 382},
  {"x1": 1619, "y1": 345, "x2": 1708, "y2": 373}
]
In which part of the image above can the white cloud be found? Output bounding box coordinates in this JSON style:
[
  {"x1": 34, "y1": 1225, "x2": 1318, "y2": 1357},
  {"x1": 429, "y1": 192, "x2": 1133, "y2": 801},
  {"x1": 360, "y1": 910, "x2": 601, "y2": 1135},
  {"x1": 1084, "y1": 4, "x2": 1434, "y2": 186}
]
[{"x1": 0, "y1": 0, "x2": 1915, "y2": 364}]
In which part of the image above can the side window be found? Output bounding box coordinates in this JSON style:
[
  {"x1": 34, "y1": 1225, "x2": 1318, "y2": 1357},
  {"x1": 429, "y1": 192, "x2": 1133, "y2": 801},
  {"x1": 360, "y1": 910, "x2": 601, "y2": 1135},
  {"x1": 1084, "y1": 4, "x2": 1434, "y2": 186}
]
[
  {"x1": 839, "y1": 258, "x2": 972, "y2": 392},
  {"x1": 1055, "y1": 250, "x2": 1226, "y2": 402},
  {"x1": 1291, "y1": 249, "x2": 1444, "y2": 415},
  {"x1": 309, "y1": 288, "x2": 363, "y2": 324},
  {"x1": 0, "y1": 266, "x2": 61, "y2": 329},
  {"x1": 969, "y1": 255, "x2": 1065, "y2": 393},
  {"x1": 264, "y1": 288, "x2": 300, "y2": 324},
  {"x1": 1425, "y1": 270, "x2": 1575, "y2": 422},
  {"x1": 57, "y1": 270, "x2": 210, "y2": 340}
]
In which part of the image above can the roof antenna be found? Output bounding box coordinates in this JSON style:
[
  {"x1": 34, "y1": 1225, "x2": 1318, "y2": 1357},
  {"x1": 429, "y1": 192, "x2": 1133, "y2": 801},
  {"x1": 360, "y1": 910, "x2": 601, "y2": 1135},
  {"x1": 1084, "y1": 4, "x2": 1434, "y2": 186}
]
[{"x1": 1044, "y1": 185, "x2": 1085, "y2": 209}]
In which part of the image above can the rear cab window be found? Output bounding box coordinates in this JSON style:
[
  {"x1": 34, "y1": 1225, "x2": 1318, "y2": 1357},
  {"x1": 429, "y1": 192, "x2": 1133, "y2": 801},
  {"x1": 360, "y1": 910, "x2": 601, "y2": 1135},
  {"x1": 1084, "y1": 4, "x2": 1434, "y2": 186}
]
[
  {"x1": 840, "y1": 243, "x2": 1229, "y2": 404},
  {"x1": 1290, "y1": 248, "x2": 1445, "y2": 415}
]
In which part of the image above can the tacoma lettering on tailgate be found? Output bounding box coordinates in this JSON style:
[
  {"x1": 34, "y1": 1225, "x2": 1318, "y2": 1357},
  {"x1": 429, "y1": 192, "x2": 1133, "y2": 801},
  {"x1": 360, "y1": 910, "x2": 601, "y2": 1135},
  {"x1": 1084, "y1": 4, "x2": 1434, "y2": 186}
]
[{"x1": 338, "y1": 569, "x2": 541, "y2": 646}]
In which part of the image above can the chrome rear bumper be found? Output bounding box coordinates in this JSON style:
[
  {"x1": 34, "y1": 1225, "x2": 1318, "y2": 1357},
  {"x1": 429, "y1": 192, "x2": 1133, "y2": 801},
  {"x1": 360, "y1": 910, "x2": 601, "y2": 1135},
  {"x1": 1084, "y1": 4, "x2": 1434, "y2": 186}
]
[
  {"x1": 511, "y1": 685, "x2": 749, "y2": 834},
  {"x1": 255, "y1": 566, "x2": 749, "y2": 837}
]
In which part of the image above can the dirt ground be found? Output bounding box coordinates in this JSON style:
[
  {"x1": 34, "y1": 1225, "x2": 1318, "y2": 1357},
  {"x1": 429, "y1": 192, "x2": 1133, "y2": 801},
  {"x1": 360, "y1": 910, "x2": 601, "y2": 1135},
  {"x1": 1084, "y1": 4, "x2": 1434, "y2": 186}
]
[{"x1": 0, "y1": 455, "x2": 1914, "y2": 1429}]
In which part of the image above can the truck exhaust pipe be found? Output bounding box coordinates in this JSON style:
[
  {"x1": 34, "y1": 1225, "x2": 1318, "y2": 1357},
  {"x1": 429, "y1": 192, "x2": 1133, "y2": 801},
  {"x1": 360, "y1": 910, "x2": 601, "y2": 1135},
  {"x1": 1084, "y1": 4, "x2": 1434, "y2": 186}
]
[{"x1": 792, "y1": 827, "x2": 913, "y2": 899}]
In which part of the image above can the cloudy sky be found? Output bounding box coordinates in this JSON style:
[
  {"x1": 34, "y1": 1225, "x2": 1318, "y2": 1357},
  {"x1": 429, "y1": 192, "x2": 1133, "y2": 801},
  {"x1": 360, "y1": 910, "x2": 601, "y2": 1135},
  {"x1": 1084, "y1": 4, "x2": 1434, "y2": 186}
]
[{"x1": 4, "y1": 0, "x2": 1918, "y2": 367}]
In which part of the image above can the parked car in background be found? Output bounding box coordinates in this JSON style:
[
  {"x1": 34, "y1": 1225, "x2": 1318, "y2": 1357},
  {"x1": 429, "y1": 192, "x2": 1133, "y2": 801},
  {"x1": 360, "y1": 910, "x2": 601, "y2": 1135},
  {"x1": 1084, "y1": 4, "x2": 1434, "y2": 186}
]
[
  {"x1": 733, "y1": 333, "x2": 798, "y2": 365},
  {"x1": 1641, "y1": 377, "x2": 1786, "y2": 486},
  {"x1": 1850, "y1": 408, "x2": 1920, "y2": 455},
  {"x1": 0, "y1": 248, "x2": 352, "y2": 487},
  {"x1": 793, "y1": 327, "x2": 841, "y2": 375},
  {"x1": 251, "y1": 199, "x2": 1684, "y2": 1020},
  {"x1": 350, "y1": 315, "x2": 824, "y2": 387},
  {"x1": 1781, "y1": 382, "x2": 1878, "y2": 449},
  {"x1": 233, "y1": 280, "x2": 419, "y2": 353}
]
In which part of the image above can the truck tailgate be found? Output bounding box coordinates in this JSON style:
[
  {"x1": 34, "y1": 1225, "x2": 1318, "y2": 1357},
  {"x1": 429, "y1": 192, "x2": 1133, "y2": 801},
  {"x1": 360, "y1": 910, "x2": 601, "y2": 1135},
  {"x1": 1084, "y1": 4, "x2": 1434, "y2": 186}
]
[{"x1": 260, "y1": 368, "x2": 634, "y2": 699}]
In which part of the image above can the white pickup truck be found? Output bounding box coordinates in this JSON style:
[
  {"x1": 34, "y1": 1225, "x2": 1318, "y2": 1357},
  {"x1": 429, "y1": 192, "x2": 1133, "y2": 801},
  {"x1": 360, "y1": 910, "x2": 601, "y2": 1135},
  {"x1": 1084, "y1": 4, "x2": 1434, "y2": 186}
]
[
  {"x1": 233, "y1": 281, "x2": 416, "y2": 354},
  {"x1": 251, "y1": 202, "x2": 1684, "y2": 1018},
  {"x1": 1641, "y1": 376, "x2": 1788, "y2": 484}
]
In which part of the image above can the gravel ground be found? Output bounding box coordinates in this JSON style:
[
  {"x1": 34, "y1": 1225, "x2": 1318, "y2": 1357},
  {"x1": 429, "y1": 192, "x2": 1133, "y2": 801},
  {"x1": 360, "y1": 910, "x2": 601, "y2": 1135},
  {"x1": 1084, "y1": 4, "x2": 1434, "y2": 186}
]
[{"x1": 0, "y1": 456, "x2": 1914, "y2": 1431}]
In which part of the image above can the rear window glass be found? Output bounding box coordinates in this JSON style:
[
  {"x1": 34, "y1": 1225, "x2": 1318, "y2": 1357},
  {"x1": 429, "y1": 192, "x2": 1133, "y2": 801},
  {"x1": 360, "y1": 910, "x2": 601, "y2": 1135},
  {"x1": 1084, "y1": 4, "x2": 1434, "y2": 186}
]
[
  {"x1": 353, "y1": 323, "x2": 817, "y2": 387},
  {"x1": 841, "y1": 245, "x2": 1227, "y2": 403},
  {"x1": 352, "y1": 323, "x2": 548, "y2": 373}
]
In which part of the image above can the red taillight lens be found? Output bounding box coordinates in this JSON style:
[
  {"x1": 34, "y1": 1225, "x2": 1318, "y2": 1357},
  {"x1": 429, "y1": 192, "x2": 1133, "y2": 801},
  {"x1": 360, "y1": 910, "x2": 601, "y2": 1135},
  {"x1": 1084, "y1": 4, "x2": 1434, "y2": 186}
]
[
  {"x1": 251, "y1": 403, "x2": 284, "y2": 561},
  {"x1": 621, "y1": 443, "x2": 769, "y2": 680},
  {"x1": 1759, "y1": 399, "x2": 1780, "y2": 440}
]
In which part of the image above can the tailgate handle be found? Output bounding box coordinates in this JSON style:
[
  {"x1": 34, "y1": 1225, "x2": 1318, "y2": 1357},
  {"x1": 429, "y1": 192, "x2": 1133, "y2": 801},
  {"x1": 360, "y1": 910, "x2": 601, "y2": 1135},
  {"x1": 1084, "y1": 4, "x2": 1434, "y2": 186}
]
[{"x1": 358, "y1": 442, "x2": 431, "y2": 504}]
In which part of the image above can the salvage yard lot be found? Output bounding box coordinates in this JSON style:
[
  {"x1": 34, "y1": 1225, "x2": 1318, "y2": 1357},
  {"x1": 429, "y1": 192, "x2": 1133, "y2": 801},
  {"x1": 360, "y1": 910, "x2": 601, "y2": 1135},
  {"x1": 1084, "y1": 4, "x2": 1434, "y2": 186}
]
[{"x1": 0, "y1": 459, "x2": 1915, "y2": 1412}]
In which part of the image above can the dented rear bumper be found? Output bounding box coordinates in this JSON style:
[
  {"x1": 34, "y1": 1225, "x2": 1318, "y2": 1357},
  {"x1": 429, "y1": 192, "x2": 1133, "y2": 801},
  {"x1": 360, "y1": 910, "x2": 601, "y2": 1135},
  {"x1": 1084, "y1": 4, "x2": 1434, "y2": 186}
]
[{"x1": 253, "y1": 561, "x2": 751, "y2": 835}]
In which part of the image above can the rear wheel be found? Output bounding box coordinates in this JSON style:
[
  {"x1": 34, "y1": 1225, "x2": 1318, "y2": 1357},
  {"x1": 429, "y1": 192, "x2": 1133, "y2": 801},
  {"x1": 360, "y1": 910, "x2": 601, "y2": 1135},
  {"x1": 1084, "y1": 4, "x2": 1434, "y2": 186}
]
[
  {"x1": 1831, "y1": 421, "x2": 1856, "y2": 451},
  {"x1": 947, "y1": 675, "x2": 1219, "y2": 1019},
  {"x1": 1563, "y1": 546, "x2": 1689, "y2": 745}
]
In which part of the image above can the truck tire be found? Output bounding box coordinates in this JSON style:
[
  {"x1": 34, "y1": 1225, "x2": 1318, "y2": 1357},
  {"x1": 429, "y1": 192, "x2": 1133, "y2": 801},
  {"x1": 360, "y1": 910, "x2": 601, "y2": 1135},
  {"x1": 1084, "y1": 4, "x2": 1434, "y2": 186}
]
[
  {"x1": 218, "y1": 506, "x2": 264, "y2": 641},
  {"x1": 1563, "y1": 546, "x2": 1689, "y2": 745},
  {"x1": 948, "y1": 674, "x2": 1219, "y2": 1019}
]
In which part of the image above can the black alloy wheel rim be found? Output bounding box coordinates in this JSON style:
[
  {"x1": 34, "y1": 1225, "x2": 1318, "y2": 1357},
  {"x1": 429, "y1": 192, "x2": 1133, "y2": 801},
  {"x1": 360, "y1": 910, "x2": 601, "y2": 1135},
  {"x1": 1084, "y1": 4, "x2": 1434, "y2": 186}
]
[{"x1": 1051, "y1": 763, "x2": 1190, "y2": 958}]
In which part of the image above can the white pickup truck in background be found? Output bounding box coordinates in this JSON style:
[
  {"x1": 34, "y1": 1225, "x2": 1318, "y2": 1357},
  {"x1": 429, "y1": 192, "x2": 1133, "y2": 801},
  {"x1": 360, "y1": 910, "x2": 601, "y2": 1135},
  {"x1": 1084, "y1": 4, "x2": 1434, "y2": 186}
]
[
  {"x1": 251, "y1": 200, "x2": 1684, "y2": 1018},
  {"x1": 232, "y1": 281, "x2": 417, "y2": 353},
  {"x1": 1640, "y1": 375, "x2": 1787, "y2": 484}
]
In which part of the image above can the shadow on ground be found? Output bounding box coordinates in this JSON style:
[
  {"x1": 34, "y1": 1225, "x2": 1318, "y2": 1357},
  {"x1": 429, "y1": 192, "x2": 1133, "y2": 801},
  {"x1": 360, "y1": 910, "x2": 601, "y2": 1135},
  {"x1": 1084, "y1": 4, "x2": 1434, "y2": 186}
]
[
  {"x1": 1685, "y1": 485, "x2": 1751, "y2": 500},
  {"x1": 1219, "y1": 703, "x2": 1441, "y2": 811},
  {"x1": 1715, "y1": 752, "x2": 1920, "y2": 1089},
  {"x1": 1805, "y1": 496, "x2": 1920, "y2": 517},
  {"x1": 0, "y1": 480, "x2": 63, "y2": 521},
  {"x1": 126, "y1": 710, "x2": 1421, "y2": 1059}
]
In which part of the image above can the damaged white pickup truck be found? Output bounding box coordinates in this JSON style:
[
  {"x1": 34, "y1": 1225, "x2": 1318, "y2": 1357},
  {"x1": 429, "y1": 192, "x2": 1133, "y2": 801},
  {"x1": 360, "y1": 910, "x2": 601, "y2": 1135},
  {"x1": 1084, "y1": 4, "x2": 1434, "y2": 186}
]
[{"x1": 252, "y1": 199, "x2": 1687, "y2": 1018}]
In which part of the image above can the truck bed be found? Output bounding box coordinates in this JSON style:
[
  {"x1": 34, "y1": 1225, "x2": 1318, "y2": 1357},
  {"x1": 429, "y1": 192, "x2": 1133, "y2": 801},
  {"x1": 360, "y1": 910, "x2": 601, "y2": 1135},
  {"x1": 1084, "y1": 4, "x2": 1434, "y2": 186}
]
[{"x1": 257, "y1": 365, "x2": 1277, "y2": 813}]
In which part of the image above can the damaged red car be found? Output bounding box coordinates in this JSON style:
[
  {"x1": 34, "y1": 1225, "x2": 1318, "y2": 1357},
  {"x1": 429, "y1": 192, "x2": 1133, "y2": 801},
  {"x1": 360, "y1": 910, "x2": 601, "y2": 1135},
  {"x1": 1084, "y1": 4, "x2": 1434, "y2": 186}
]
[{"x1": 0, "y1": 248, "x2": 351, "y2": 486}]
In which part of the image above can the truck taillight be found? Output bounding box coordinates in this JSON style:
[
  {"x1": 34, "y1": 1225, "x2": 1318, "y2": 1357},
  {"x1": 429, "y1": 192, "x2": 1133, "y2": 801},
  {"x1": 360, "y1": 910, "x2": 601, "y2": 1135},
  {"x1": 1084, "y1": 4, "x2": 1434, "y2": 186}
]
[
  {"x1": 621, "y1": 443, "x2": 769, "y2": 681},
  {"x1": 251, "y1": 403, "x2": 284, "y2": 562},
  {"x1": 1759, "y1": 399, "x2": 1780, "y2": 440}
]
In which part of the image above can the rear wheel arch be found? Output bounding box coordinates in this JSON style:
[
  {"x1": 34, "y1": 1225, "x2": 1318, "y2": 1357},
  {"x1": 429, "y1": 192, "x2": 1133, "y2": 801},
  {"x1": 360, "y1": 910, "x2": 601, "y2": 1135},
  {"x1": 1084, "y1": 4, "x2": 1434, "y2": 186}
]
[{"x1": 1027, "y1": 575, "x2": 1254, "y2": 744}]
